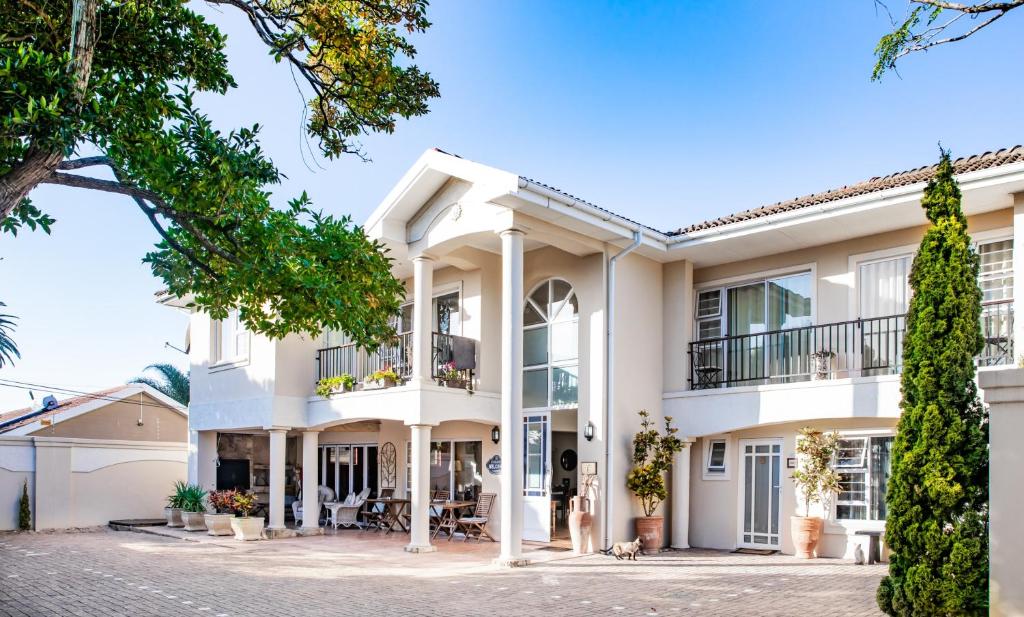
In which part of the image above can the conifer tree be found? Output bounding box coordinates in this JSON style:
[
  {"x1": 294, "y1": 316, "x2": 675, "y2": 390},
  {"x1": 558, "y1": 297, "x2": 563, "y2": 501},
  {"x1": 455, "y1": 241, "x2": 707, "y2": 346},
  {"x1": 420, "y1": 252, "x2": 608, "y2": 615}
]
[
  {"x1": 877, "y1": 150, "x2": 989, "y2": 615},
  {"x1": 18, "y1": 480, "x2": 30, "y2": 531}
]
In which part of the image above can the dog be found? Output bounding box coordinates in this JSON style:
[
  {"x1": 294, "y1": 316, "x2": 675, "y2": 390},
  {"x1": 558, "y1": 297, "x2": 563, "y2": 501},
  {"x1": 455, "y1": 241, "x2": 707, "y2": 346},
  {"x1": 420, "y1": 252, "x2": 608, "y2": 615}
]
[{"x1": 601, "y1": 537, "x2": 643, "y2": 560}]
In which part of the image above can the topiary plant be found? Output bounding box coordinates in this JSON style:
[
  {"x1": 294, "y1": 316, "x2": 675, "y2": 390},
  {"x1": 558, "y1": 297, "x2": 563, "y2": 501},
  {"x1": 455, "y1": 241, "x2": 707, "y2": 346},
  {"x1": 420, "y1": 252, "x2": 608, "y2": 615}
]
[
  {"x1": 18, "y1": 480, "x2": 30, "y2": 531},
  {"x1": 877, "y1": 150, "x2": 989, "y2": 616},
  {"x1": 626, "y1": 410, "x2": 685, "y2": 517},
  {"x1": 791, "y1": 427, "x2": 841, "y2": 518}
]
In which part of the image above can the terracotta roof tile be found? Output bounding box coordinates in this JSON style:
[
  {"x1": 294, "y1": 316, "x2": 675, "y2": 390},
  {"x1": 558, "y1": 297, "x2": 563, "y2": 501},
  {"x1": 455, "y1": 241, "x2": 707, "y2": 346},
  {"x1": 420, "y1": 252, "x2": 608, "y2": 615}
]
[{"x1": 671, "y1": 146, "x2": 1024, "y2": 235}]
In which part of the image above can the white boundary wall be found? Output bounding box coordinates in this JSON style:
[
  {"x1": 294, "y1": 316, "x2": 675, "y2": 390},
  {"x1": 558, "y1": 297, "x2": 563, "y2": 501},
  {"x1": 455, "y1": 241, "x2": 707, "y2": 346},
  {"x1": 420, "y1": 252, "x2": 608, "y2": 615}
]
[{"x1": 0, "y1": 437, "x2": 187, "y2": 530}]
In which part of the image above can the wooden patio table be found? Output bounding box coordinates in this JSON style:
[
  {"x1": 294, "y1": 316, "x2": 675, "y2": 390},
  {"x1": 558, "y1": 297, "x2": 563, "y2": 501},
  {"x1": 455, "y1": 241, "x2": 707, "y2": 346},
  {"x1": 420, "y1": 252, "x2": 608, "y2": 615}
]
[
  {"x1": 429, "y1": 500, "x2": 476, "y2": 540},
  {"x1": 364, "y1": 498, "x2": 410, "y2": 535}
]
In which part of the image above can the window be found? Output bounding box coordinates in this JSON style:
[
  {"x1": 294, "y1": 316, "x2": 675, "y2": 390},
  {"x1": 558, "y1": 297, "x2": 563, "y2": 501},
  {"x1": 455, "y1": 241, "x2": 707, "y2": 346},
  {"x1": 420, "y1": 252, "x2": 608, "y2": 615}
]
[
  {"x1": 978, "y1": 239, "x2": 1013, "y2": 302},
  {"x1": 835, "y1": 435, "x2": 893, "y2": 521},
  {"x1": 706, "y1": 439, "x2": 727, "y2": 474},
  {"x1": 211, "y1": 309, "x2": 249, "y2": 365},
  {"x1": 859, "y1": 256, "x2": 912, "y2": 319},
  {"x1": 523, "y1": 279, "x2": 579, "y2": 409},
  {"x1": 978, "y1": 238, "x2": 1014, "y2": 365},
  {"x1": 406, "y1": 439, "x2": 483, "y2": 501},
  {"x1": 434, "y1": 292, "x2": 460, "y2": 335}
]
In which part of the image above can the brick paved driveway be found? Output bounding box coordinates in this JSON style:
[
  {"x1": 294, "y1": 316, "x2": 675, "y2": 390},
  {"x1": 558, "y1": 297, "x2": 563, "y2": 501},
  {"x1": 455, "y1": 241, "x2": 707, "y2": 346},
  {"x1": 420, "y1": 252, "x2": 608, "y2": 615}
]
[{"x1": 0, "y1": 530, "x2": 884, "y2": 617}]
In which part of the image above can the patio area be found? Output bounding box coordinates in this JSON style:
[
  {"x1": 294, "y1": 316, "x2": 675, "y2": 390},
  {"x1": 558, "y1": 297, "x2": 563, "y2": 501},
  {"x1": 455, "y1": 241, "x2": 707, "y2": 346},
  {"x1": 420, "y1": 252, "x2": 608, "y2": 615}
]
[{"x1": 0, "y1": 529, "x2": 886, "y2": 616}]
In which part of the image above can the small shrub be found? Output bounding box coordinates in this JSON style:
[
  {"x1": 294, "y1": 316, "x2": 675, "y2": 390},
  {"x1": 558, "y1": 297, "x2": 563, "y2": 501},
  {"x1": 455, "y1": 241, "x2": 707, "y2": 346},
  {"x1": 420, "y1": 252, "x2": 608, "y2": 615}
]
[
  {"x1": 625, "y1": 410, "x2": 685, "y2": 517},
  {"x1": 18, "y1": 480, "x2": 30, "y2": 531},
  {"x1": 316, "y1": 373, "x2": 355, "y2": 397},
  {"x1": 232, "y1": 491, "x2": 258, "y2": 517},
  {"x1": 791, "y1": 427, "x2": 841, "y2": 518},
  {"x1": 167, "y1": 480, "x2": 189, "y2": 509}
]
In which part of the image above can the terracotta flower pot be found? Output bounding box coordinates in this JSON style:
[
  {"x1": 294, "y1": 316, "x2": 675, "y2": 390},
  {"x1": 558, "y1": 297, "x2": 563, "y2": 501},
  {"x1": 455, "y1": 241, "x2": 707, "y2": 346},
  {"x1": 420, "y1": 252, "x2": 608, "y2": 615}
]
[
  {"x1": 634, "y1": 516, "x2": 664, "y2": 554},
  {"x1": 181, "y1": 511, "x2": 207, "y2": 532},
  {"x1": 568, "y1": 496, "x2": 593, "y2": 554},
  {"x1": 204, "y1": 513, "x2": 234, "y2": 536},
  {"x1": 230, "y1": 516, "x2": 265, "y2": 541},
  {"x1": 790, "y1": 516, "x2": 824, "y2": 558},
  {"x1": 164, "y1": 507, "x2": 184, "y2": 528}
]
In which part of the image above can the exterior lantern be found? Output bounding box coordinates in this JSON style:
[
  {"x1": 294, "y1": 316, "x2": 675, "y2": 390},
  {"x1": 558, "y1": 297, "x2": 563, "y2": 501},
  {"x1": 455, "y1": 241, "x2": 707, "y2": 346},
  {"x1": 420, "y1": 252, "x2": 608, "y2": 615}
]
[
  {"x1": 584, "y1": 421, "x2": 594, "y2": 441},
  {"x1": 491, "y1": 426, "x2": 500, "y2": 444}
]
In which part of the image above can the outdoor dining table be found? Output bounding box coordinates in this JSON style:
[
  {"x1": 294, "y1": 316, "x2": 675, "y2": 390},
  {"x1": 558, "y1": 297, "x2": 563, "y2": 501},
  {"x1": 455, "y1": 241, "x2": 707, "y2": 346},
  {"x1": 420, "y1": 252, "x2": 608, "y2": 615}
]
[
  {"x1": 430, "y1": 499, "x2": 476, "y2": 540},
  {"x1": 364, "y1": 498, "x2": 410, "y2": 535}
]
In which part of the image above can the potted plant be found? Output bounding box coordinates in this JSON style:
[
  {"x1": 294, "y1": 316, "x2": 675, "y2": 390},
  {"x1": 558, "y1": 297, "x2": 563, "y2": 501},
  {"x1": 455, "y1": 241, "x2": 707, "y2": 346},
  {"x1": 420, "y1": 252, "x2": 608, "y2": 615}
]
[
  {"x1": 204, "y1": 490, "x2": 237, "y2": 536},
  {"x1": 625, "y1": 410, "x2": 685, "y2": 553},
  {"x1": 229, "y1": 491, "x2": 265, "y2": 541},
  {"x1": 363, "y1": 366, "x2": 400, "y2": 390},
  {"x1": 569, "y1": 473, "x2": 597, "y2": 554},
  {"x1": 164, "y1": 480, "x2": 187, "y2": 527},
  {"x1": 315, "y1": 373, "x2": 356, "y2": 397},
  {"x1": 790, "y1": 427, "x2": 841, "y2": 558},
  {"x1": 810, "y1": 350, "x2": 836, "y2": 380},
  {"x1": 180, "y1": 484, "x2": 208, "y2": 532},
  {"x1": 437, "y1": 361, "x2": 467, "y2": 389}
]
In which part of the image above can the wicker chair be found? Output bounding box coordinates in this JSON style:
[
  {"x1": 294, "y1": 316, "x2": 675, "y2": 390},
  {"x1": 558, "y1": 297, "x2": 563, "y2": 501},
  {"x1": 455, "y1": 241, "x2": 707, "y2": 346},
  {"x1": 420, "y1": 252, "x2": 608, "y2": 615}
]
[
  {"x1": 329, "y1": 487, "x2": 371, "y2": 529},
  {"x1": 292, "y1": 485, "x2": 335, "y2": 527},
  {"x1": 363, "y1": 487, "x2": 395, "y2": 532},
  {"x1": 454, "y1": 493, "x2": 495, "y2": 542}
]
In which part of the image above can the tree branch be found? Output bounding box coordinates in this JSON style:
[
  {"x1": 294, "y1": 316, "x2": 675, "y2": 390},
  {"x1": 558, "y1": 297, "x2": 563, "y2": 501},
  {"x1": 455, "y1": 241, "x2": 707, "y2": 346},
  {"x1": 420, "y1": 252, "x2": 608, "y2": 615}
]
[{"x1": 912, "y1": 0, "x2": 1024, "y2": 13}]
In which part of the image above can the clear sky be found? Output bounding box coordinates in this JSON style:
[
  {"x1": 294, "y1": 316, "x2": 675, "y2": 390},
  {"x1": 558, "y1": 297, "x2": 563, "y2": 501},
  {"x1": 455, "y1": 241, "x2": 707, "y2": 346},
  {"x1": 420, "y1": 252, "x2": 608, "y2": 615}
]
[{"x1": 1, "y1": 0, "x2": 1021, "y2": 410}]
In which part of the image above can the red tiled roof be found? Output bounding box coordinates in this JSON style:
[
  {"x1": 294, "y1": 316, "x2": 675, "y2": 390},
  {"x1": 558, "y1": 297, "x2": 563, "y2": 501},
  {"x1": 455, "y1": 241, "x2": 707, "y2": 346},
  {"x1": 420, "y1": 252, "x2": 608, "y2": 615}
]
[
  {"x1": 671, "y1": 146, "x2": 1024, "y2": 235},
  {"x1": 0, "y1": 386, "x2": 130, "y2": 433}
]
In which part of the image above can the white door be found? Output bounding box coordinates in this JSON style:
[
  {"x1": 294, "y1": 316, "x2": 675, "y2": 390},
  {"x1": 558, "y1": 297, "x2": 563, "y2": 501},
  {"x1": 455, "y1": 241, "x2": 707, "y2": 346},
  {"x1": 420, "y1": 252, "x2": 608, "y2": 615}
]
[
  {"x1": 522, "y1": 413, "x2": 551, "y2": 542},
  {"x1": 737, "y1": 439, "x2": 783, "y2": 549}
]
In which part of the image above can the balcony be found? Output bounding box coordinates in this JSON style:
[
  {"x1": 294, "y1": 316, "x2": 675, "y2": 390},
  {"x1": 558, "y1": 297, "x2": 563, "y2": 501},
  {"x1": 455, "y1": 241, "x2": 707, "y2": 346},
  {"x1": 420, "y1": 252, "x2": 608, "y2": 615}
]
[
  {"x1": 688, "y1": 299, "x2": 1013, "y2": 390},
  {"x1": 315, "y1": 332, "x2": 475, "y2": 390}
]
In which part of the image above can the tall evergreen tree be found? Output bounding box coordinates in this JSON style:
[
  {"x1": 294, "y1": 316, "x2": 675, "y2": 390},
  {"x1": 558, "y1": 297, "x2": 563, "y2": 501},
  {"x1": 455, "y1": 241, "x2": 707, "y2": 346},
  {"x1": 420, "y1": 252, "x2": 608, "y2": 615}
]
[{"x1": 877, "y1": 150, "x2": 989, "y2": 616}]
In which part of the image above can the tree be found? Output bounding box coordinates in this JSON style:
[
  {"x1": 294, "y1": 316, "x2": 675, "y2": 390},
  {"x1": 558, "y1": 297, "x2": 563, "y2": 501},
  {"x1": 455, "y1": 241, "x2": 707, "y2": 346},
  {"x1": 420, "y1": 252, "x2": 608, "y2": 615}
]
[
  {"x1": 877, "y1": 150, "x2": 988, "y2": 616},
  {"x1": 1, "y1": 0, "x2": 439, "y2": 349},
  {"x1": 130, "y1": 363, "x2": 190, "y2": 406},
  {"x1": 873, "y1": 1, "x2": 1022, "y2": 79},
  {"x1": 791, "y1": 427, "x2": 842, "y2": 518},
  {"x1": 18, "y1": 480, "x2": 31, "y2": 530},
  {"x1": 626, "y1": 410, "x2": 685, "y2": 517},
  {"x1": 0, "y1": 301, "x2": 18, "y2": 367}
]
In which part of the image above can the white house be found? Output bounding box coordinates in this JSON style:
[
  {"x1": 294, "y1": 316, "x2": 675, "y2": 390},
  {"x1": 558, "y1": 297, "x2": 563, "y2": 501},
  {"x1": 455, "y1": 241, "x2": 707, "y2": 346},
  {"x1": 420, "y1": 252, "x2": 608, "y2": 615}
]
[{"x1": 173, "y1": 145, "x2": 1024, "y2": 561}]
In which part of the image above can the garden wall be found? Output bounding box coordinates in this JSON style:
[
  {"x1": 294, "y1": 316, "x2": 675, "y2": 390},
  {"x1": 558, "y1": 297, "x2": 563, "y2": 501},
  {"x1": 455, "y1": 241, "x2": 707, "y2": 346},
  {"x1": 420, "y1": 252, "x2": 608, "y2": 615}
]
[{"x1": 0, "y1": 436, "x2": 187, "y2": 530}]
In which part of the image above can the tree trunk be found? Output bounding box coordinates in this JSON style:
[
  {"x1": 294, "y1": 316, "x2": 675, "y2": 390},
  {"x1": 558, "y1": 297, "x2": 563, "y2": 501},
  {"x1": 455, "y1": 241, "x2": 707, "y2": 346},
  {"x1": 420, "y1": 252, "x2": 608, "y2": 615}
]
[{"x1": 0, "y1": 0, "x2": 98, "y2": 219}]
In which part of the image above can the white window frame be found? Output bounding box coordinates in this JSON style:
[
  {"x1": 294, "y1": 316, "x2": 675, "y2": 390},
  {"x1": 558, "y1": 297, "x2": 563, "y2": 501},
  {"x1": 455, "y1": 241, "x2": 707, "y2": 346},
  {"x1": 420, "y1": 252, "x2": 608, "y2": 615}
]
[
  {"x1": 830, "y1": 429, "x2": 895, "y2": 531},
  {"x1": 703, "y1": 437, "x2": 729, "y2": 480},
  {"x1": 974, "y1": 230, "x2": 1013, "y2": 303},
  {"x1": 210, "y1": 309, "x2": 250, "y2": 371},
  {"x1": 848, "y1": 244, "x2": 917, "y2": 319},
  {"x1": 523, "y1": 279, "x2": 579, "y2": 412}
]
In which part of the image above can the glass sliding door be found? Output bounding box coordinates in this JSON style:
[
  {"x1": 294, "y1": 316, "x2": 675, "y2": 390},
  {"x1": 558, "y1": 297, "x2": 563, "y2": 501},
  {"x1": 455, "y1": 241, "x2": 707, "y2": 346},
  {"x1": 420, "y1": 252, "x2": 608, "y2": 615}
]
[
  {"x1": 319, "y1": 444, "x2": 379, "y2": 500},
  {"x1": 859, "y1": 256, "x2": 911, "y2": 374},
  {"x1": 727, "y1": 283, "x2": 766, "y2": 385},
  {"x1": 767, "y1": 274, "x2": 813, "y2": 380}
]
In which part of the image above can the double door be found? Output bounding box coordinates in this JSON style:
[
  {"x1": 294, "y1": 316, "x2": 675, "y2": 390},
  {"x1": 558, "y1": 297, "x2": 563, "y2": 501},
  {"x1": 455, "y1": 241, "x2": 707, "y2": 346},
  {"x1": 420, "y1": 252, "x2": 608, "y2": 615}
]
[{"x1": 320, "y1": 444, "x2": 379, "y2": 500}]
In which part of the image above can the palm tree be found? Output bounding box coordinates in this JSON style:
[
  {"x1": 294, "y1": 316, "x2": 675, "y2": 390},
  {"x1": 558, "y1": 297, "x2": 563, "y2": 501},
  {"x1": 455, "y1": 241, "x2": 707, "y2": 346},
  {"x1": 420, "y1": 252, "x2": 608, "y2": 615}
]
[
  {"x1": 0, "y1": 302, "x2": 19, "y2": 368},
  {"x1": 130, "y1": 363, "x2": 189, "y2": 406}
]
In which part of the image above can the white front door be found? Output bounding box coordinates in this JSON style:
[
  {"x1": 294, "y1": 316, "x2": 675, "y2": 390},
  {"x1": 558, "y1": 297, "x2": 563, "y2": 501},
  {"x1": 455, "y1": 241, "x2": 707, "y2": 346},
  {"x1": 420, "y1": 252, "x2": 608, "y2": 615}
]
[
  {"x1": 522, "y1": 413, "x2": 551, "y2": 542},
  {"x1": 737, "y1": 439, "x2": 783, "y2": 549}
]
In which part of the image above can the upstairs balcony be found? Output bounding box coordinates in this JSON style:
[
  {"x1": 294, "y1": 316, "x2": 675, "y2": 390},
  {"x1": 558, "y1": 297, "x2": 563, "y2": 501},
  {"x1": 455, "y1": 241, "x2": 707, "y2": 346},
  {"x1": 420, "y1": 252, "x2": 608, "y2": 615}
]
[
  {"x1": 688, "y1": 299, "x2": 1013, "y2": 390},
  {"x1": 315, "y1": 332, "x2": 476, "y2": 392}
]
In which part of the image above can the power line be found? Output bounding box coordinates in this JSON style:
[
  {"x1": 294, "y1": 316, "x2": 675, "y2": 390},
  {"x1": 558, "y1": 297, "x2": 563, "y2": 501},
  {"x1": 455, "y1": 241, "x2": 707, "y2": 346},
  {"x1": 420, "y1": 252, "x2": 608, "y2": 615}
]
[{"x1": 0, "y1": 378, "x2": 185, "y2": 412}]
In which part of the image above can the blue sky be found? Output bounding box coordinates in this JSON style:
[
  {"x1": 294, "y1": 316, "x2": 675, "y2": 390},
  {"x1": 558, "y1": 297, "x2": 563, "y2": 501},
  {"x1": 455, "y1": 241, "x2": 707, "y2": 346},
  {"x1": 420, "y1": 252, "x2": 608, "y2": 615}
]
[{"x1": 1, "y1": 0, "x2": 1021, "y2": 409}]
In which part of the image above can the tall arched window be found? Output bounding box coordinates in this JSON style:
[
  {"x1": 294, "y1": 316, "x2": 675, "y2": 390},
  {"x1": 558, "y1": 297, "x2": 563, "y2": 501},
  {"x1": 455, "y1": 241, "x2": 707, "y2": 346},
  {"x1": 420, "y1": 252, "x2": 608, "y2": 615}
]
[{"x1": 523, "y1": 279, "x2": 579, "y2": 409}]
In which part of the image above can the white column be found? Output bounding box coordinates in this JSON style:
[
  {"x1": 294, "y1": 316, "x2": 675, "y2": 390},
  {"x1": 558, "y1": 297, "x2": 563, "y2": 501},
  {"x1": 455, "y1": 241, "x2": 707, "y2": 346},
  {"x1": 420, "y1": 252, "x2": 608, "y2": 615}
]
[
  {"x1": 187, "y1": 429, "x2": 200, "y2": 485},
  {"x1": 412, "y1": 255, "x2": 435, "y2": 384},
  {"x1": 196, "y1": 431, "x2": 217, "y2": 492},
  {"x1": 1012, "y1": 194, "x2": 1024, "y2": 358},
  {"x1": 670, "y1": 439, "x2": 694, "y2": 549},
  {"x1": 405, "y1": 424, "x2": 436, "y2": 553},
  {"x1": 301, "y1": 430, "x2": 321, "y2": 532},
  {"x1": 498, "y1": 229, "x2": 526, "y2": 565},
  {"x1": 267, "y1": 428, "x2": 288, "y2": 531}
]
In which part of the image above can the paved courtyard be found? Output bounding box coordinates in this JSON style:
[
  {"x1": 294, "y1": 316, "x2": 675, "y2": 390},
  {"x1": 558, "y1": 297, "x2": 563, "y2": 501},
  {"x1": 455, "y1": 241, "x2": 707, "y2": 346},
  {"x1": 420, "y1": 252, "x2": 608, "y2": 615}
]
[{"x1": 0, "y1": 529, "x2": 884, "y2": 616}]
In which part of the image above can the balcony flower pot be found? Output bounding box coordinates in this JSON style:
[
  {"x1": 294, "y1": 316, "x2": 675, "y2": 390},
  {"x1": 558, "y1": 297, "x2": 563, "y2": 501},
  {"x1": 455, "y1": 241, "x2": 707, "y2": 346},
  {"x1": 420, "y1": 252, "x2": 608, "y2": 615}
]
[
  {"x1": 315, "y1": 374, "x2": 356, "y2": 398},
  {"x1": 634, "y1": 516, "x2": 664, "y2": 554},
  {"x1": 181, "y1": 511, "x2": 208, "y2": 532},
  {"x1": 164, "y1": 507, "x2": 184, "y2": 528},
  {"x1": 791, "y1": 515, "x2": 823, "y2": 558},
  {"x1": 810, "y1": 351, "x2": 835, "y2": 380},
  {"x1": 230, "y1": 516, "x2": 265, "y2": 541},
  {"x1": 568, "y1": 496, "x2": 593, "y2": 554},
  {"x1": 362, "y1": 377, "x2": 396, "y2": 390},
  {"x1": 440, "y1": 378, "x2": 468, "y2": 390},
  {"x1": 204, "y1": 513, "x2": 235, "y2": 536}
]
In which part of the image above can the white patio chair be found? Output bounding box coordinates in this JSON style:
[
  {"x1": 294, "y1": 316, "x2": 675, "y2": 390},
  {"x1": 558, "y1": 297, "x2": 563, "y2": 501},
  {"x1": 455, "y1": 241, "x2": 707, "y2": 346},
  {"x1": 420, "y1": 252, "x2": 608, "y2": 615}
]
[
  {"x1": 292, "y1": 484, "x2": 336, "y2": 527},
  {"x1": 330, "y1": 487, "x2": 371, "y2": 529}
]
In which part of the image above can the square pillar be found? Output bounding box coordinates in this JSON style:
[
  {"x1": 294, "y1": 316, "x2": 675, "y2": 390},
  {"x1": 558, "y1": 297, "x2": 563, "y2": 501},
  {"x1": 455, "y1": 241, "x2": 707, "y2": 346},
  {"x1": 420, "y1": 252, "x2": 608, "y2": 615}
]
[
  {"x1": 1012, "y1": 194, "x2": 1024, "y2": 357},
  {"x1": 405, "y1": 424, "x2": 436, "y2": 553},
  {"x1": 670, "y1": 438, "x2": 695, "y2": 549},
  {"x1": 497, "y1": 229, "x2": 527, "y2": 566},
  {"x1": 267, "y1": 427, "x2": 289, "y2": 531},
  {"x1": 195, "y1": 431, "x2": 217, "y2": 492},
  {"x1": 301, "y1": 430, "x2": 322, "y2": 532},
  {"x1": 412, "y1": 255, "x2": 435, "y2": 383}
]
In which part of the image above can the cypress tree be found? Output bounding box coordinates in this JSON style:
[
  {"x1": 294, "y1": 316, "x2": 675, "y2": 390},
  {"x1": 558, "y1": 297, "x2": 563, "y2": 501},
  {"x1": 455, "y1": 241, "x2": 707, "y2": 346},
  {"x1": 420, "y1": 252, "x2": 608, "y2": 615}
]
[
  {"x1": 18, "y1": 480, "x2": 30, "y2": 531},
  {"x1": 877, "y1": 150, "x2": 989, "y2": 615}
]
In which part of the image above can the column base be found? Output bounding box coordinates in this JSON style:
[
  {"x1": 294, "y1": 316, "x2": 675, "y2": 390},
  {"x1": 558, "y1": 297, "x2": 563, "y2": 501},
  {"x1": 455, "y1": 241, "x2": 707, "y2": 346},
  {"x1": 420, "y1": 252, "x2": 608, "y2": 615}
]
[
  {"x1": 298, "y1": 526, "x2": 324, "y2": 537},
  {"x1": 670, "y1": 543, "x2": 690, "y2": 550},
  {"x1": 404, "y1": 543, "x2": 437, "y2": 553},
  {"x1": 493, "y1": 556, "x2": 530, "y2": 568},
  {"x1": 264, "y1": 527, "x2": 298, "y2": 540}
]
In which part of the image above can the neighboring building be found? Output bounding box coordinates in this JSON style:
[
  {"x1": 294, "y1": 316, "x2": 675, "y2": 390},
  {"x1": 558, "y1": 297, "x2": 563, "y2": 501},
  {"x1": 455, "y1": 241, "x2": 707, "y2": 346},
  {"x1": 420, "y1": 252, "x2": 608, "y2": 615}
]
[
  {"x1": 173, "y1": 146, "x2": 1024, "y2": 559},
  {"x1": 0, "y1": 384, "x2": 188, "y2": 441}
]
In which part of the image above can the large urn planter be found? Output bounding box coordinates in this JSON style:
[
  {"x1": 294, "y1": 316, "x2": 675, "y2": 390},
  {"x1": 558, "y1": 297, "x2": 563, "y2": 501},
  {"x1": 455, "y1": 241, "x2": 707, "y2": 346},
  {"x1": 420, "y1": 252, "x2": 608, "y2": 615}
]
[
  {"x1": 230, "y1": 516, "x2": 265, "y2": 541},
  {"x1": 634, "y1": 516, "x2": 664, "y2": 554},
  {"x1": 164, "y1": 507, "x2": 184, "y2": 528},
  {"x1": 204, "y1": 513, "x2": 234, "y2": 536},
  {"x1": 181, "y1": 511, "x2": 208, "y2": 532},
  {"x1": 791, "y1": 516, "x2": 823, "y2": 558},
  {"x1": 568, "y1": 496, "x2": 593, "y2": 554}
]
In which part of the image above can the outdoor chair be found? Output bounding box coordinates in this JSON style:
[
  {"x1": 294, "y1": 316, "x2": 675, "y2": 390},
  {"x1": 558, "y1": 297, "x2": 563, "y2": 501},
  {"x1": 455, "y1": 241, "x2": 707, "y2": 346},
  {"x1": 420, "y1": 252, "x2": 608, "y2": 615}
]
[
  {"x1": 454, "y1": 492, "x2": 495, "y2": 542},
  {"x1": 292, "y1": 485, "x2": 335, "y2": 527},
  {"x1": 330, "y1": 487, "x2": 371, "y2": 529},
  {"x1": 429, "y1": 490, "x2": 450, "y2": 532},
  {"x1": 363, "y1": 487, "x2": 395, "y2": 532}
]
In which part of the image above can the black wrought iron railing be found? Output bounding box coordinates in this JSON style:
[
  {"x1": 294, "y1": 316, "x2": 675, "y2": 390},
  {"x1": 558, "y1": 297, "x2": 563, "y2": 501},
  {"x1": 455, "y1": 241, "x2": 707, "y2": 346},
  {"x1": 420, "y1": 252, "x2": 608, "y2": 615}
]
[
  {"x1": 979, "y1": 299, "x2": 1014, "y2": 367},
  {"x1": 315, "y1": 331, "x2": 476, "y2": 390}
]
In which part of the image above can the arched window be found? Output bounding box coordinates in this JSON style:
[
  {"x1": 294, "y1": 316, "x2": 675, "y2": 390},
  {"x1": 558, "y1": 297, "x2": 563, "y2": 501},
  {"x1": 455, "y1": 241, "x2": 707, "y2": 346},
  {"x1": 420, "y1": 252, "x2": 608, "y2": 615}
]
[{"x1": 523, "y1": 279, "x2": 579, "y2": 409}]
